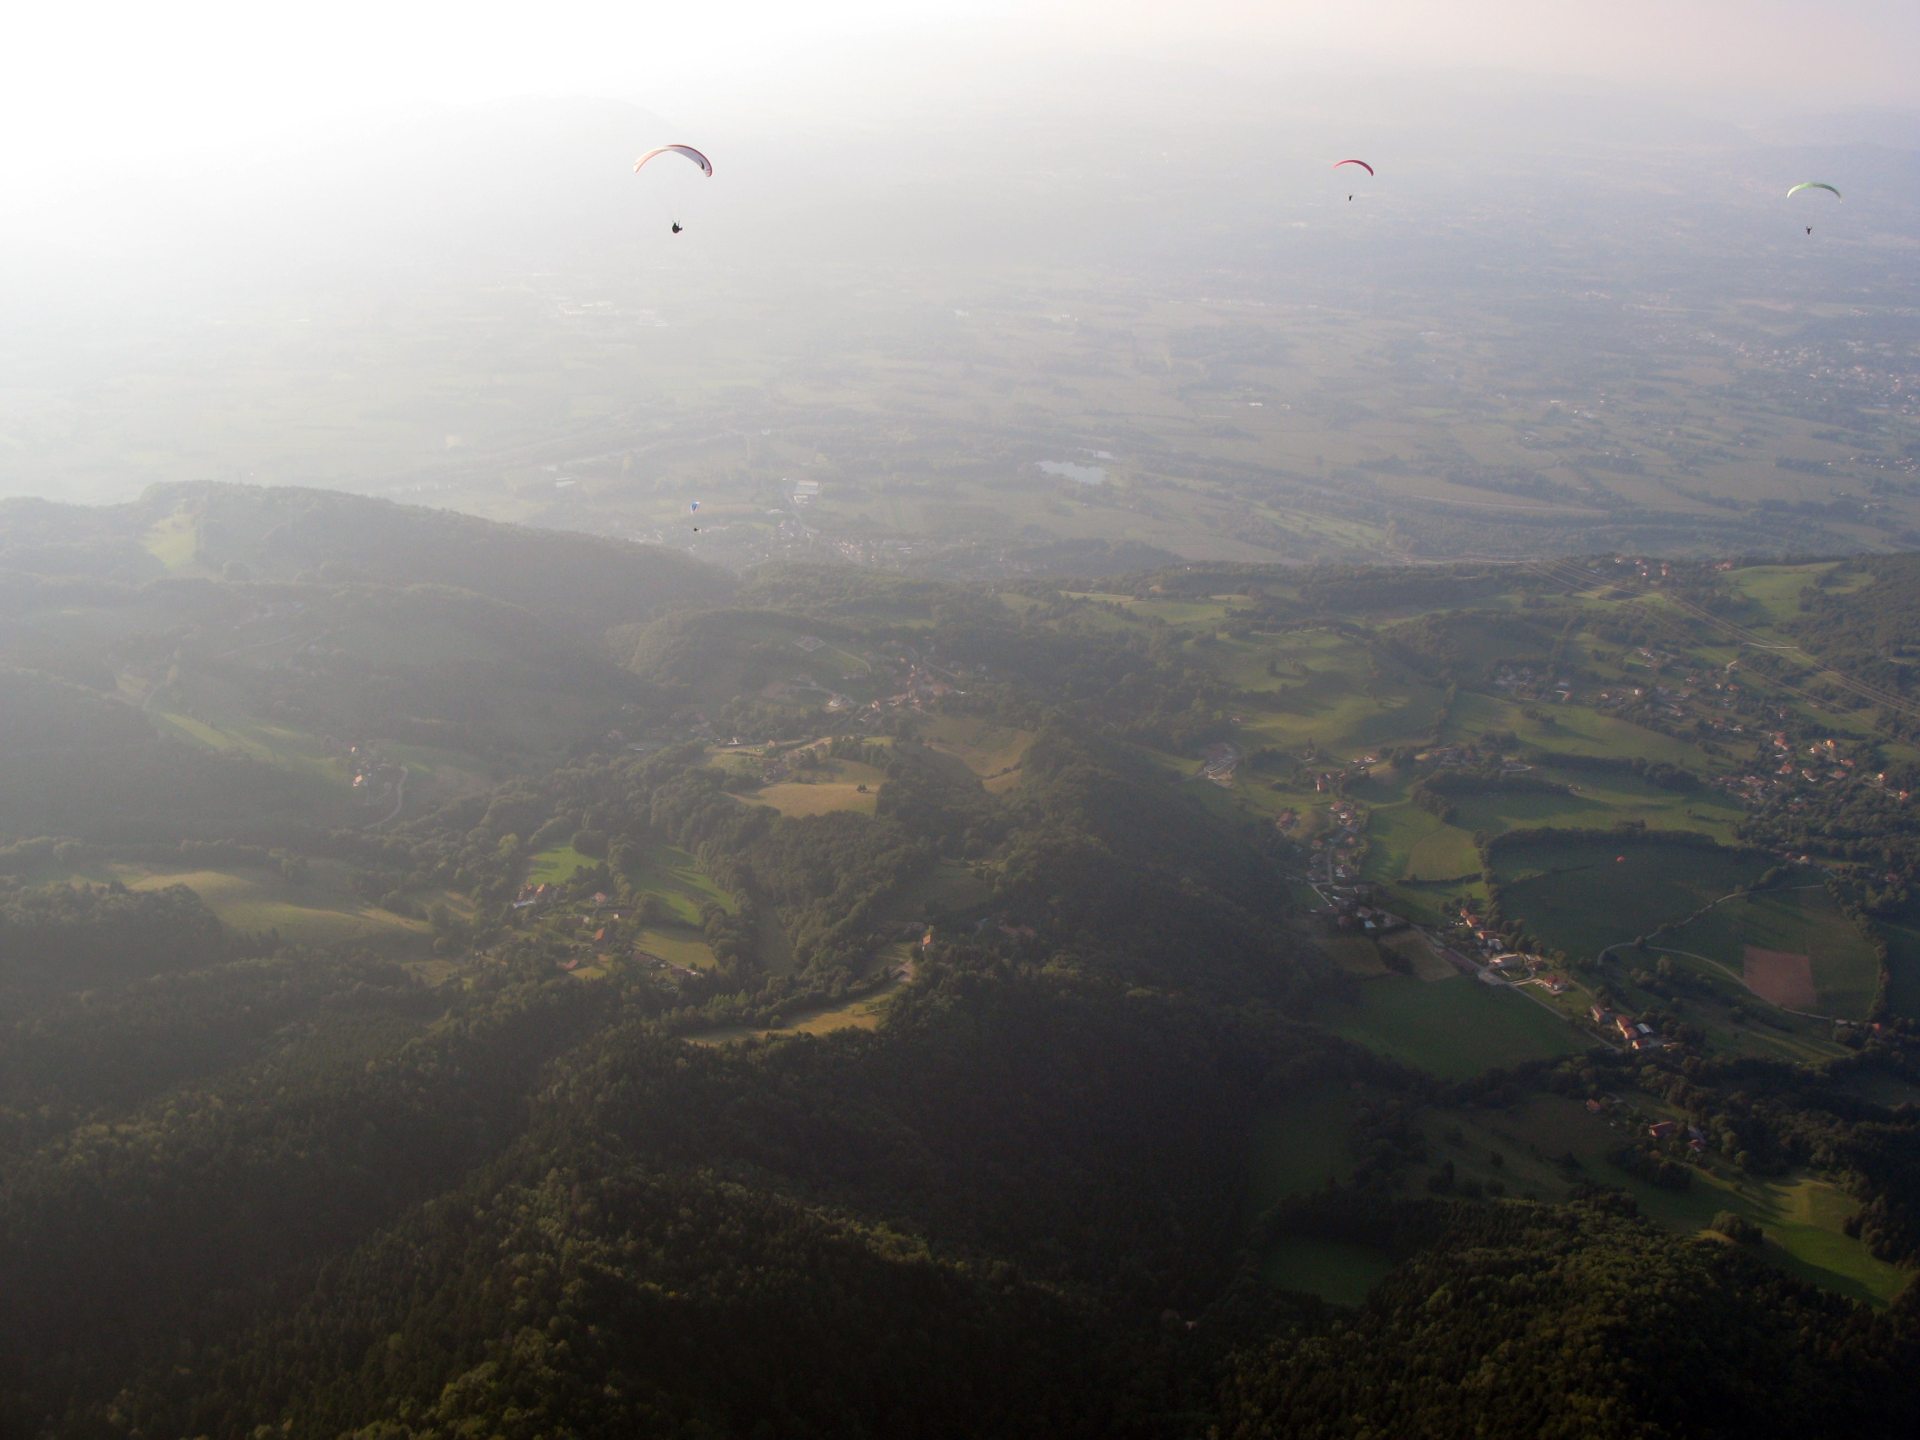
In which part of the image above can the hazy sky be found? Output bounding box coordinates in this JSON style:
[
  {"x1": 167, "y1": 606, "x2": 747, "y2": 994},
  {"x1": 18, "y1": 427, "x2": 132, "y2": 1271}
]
[{"x1": 5, "y1": 0, "x2": 1917, "y2": 204}]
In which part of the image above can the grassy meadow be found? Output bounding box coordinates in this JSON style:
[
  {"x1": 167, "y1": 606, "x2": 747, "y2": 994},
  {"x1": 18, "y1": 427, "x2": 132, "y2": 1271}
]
[
  {"x1": 1327, "y1": 973, "x2": 1592, "y2": 1079},
  {"x1": 1663, "y1": 885, "x2": 1883, "y2": 1020},
  {"x1": 1494, "y1": 838, "x2": 1767, "y2": 960}
]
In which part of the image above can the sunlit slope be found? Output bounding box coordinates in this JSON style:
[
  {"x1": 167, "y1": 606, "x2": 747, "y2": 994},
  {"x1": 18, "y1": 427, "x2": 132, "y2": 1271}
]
[{"x1": 130, "y1": 482, "x2": 733, "y2": 619}]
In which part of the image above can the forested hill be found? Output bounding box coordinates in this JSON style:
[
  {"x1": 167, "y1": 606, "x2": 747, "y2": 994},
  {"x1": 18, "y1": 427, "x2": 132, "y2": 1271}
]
[{"x1": 0, "y1": 482, "x2": 734, "y2": 621}]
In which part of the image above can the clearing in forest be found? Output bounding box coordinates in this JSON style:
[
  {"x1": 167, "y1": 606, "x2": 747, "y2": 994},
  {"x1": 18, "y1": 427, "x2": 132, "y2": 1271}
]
[{"x1": 918, "y1": 714, "x2": 1035, "y2": 791}]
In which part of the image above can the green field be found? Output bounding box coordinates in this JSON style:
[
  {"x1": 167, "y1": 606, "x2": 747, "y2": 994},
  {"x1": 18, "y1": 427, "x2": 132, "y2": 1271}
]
[
  {"x1": 1324, "y1": 935, "x2": 1392, "y2": 977},
  {"x1": 49, "y1": 859, "x2": 435, "y2": 950},
  {"x1": 1663, "y1": 885, "x2": 1883, "y2": 1019},
  {"x1": 1361, "y1": 798, "x2": 1479, "y2": 885},
  {"x1": 528, "y1": 844, "x2": 596, "y2": 885},
  {"x1": 632, "y1": 924, "x2": 717, "y2": 970},
  {"x1": 1723, "y1": 563, "x2": 1837, "y2": 625},
  {"x1": 748, "y1": 758, "x2": 887, "y2": 817},
  {"x1": 917, "y1": 714, "x2": 1035, "y2": 791},
  {"x1": 142, "y1": 512, "x2": 200, "y2": 571},
  {"x1": 1380, "y1": 929, "x2": 1458, "y2": 981},
  {"x1": 150, "y1": 705, "x2": 349, "y2": 794},
  {"x1": 528, "y1": 842, "x2": 734, "y2": 933},
  {"x1": 1451, "y1": 691, "x2": 1710, "y2": 771},
  {"x1": 1495, "y1": 836, "x2": 1766, "y2": 961},
  {"x1": 1445, "y1": 769, "x2": 1747, "y2": 846},
  {"x1": 1328, "y1": 973, "x2": 1592, "y2": 1079},
  {"x1": 628, "y1": 843, "x2": 735, "y2": 922},
  {"x1": 687, "y1": 972, "x2": 909, "y2": 1046},
  {"x1": 1213, "y1": 629, "x2": 1442, "y2": 755}
]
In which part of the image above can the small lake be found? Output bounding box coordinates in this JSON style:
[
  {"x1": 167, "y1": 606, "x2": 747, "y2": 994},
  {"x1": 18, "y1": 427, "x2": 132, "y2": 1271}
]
[{"x1": 1037, "y1": 459, "x2": 1107, "y2": 485}]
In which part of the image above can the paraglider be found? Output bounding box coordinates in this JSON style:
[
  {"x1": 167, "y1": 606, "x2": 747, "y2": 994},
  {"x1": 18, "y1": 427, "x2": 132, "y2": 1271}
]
[
  {"x1": 1787, "y1": 182, "x2": 1840, "y2": 235},
  {"x1": 635, "y1": 144, "x2": 714, "y2": 178},
  {"x1": 1334, "y1": 158, "x2": 1373, "y2": 201},
  {"x1": 635, "y1": 145, "x2": 713, "y2": 233}
]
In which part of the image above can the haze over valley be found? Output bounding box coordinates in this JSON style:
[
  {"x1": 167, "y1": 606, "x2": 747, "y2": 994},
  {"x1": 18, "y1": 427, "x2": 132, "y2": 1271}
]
[{"x1": 8, "y1": 58, "x2": 1920, "y2": 572}]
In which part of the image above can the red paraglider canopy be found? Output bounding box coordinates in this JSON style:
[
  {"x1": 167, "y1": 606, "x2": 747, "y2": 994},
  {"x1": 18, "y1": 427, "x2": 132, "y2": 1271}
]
[{"x1": 1333, "y1": 159, "x2": 1375, "y2": 176}]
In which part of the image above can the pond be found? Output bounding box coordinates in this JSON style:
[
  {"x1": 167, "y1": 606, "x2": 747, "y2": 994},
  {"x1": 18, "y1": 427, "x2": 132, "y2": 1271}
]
[{"x1": 1036, "y1": 459, "x2": 1107, "y2": 485}]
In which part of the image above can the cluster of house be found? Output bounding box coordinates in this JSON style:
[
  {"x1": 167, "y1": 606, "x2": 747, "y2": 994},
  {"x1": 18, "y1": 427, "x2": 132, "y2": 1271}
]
[
  {"x1": 1449, "y1": 906, "x2": 1509, "y2": 959},
  {"x1": 1491, "y1": 665, "x2": 1575, "y2": 704},
  {"x1": 1438, "y1": 909, "x2": 1564, "y2": 989},
  {"x1": 1591, "y1": 1003, "x2": 1667, "y2": 1053},
  {"x1": 1585, "y1": 1096, "x2": 1709, "y2": 1153},
  {"x1": 1308, "y1": 753, "x2": 1375, "y2": 794},
  {"x1": 1310, "y1": 799, "x2": 1368, "y2": 883},
  {"x1": 1614, "y1": 555, "x2": 1674, "y2": 583},
  {"x1": 1584, "y1": 647, "x2": 1754, "y2": 737},
  {"x1": 1482, "y1": 953, "x2": 1568, "y2": 991},
  {"x1": 871, "y1": 663, "x2": 959, "y2": 714},
  {"x1": 1714, "y1": 730, "x2": 1907, "y2": 812},
  {"x1": 630, "y1": 951, "x2": 702, "y2": 982},
  {"x1": 1200, "y1": 742, "x2": 1241, "y2": 786},
  {"x1": 511, "y1": 882, "x2": 558, "y2": 910},
  {"x1": 346, "y1": 744, "x2": 402, "y2": 802},
  {"x1": 1396, "y1": 739, "x2": 1540, "y2": 778},
  {"x1": 568, "y1": 896, "x2": 708, "y2": 982},
  {"x1": 1325, "y1": 896, "x2": 1409, "y2": 936},
  {"x1": 1646, "y1": 1118, "x2": 1711, "y2": 1154}
]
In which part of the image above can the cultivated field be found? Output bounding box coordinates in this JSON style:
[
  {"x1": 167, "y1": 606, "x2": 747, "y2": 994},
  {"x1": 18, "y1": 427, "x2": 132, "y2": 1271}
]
[{"x1": 1743, "y1": 947, "x2": 1817, "y2": 1010}]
